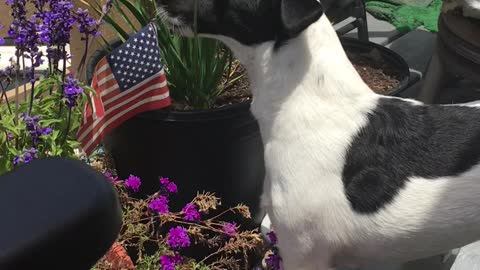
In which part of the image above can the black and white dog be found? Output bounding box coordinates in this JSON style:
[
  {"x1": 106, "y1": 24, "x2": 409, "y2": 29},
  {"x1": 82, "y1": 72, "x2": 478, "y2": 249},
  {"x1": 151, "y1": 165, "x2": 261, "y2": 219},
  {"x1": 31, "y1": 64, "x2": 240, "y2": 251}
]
[{"x1": 157, "y1": 0, "x2": 480, "y2": 269}]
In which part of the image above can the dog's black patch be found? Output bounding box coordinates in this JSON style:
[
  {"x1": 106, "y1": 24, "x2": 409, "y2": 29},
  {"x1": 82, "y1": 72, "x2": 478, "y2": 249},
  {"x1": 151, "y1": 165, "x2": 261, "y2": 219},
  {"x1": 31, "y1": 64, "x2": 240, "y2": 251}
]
[
  {"x1": 158, "y1": 0, "x2": 323, "y2": 47},
  {"x1": 343, "y1": 98, "x2": 480, "y2": 214}
]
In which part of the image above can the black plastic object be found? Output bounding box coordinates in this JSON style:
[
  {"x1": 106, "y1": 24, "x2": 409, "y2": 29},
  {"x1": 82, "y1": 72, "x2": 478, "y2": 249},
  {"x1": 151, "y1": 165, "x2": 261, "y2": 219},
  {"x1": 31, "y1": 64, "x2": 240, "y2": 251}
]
[
  {"x1": 104, "y1": 103, "x2": 266, "y2": 227},
  {"x1": 0, "y1": 158, "x2": 122, "y2": 270},
  {"x1": 87, "y1": 45, "x2": 266, "y2": 228},
  {"x1": 341, "y1": 37, "x2": 411, "y2": 96}
]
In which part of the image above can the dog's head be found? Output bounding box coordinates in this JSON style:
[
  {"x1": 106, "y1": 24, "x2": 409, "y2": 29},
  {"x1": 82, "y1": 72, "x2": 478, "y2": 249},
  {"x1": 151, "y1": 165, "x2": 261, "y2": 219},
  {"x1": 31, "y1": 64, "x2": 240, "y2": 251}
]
[{"x1": 157, "y1": 0, "x2": 324, "y2": 47}]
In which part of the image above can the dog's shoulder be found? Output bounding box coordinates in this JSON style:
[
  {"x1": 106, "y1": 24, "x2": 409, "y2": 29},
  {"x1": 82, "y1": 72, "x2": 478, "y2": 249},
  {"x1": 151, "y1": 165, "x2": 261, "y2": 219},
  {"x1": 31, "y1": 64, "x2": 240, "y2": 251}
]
[{"x1": 342, "y1": 97, "x2": 480, "y2": 214}]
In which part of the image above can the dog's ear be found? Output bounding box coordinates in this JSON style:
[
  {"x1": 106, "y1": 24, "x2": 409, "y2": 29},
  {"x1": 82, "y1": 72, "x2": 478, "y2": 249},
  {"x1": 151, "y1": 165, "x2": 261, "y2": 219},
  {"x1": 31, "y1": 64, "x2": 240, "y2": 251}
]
[{"x1": 278, "y1": 0, "x2": 324, "y2": 39}]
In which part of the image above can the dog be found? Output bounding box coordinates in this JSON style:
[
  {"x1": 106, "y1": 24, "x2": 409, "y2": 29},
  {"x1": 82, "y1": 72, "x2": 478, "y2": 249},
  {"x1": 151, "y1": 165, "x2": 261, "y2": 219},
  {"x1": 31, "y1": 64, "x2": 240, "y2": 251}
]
[{"x1": 157, "y1": 0, "x2": 480, "y2": 269}]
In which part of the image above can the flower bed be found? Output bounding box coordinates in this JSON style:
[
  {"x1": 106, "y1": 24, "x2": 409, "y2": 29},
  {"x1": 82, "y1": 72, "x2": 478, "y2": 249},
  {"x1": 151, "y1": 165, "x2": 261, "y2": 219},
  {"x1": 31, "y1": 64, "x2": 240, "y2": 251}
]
[{"x1": 87, "y1": 149, "x2": 280, "y2": 270}]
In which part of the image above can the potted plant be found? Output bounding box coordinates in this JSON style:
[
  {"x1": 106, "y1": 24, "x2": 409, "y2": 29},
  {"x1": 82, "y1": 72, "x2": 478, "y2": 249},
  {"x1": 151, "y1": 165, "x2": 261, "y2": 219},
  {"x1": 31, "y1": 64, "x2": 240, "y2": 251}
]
[
  {"x1": 84, "y1": 0, "x2": 265, "y2": 228},
  {"x1": 89, "y1": 167, "x2": 281, "y2": 270}
]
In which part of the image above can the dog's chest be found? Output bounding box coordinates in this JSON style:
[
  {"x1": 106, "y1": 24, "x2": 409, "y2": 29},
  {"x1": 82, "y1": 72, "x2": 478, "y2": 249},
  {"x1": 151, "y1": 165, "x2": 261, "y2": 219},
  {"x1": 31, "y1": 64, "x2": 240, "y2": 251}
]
[{"x1": 252, "y1": 94, "x2": 379, "y2": 212}]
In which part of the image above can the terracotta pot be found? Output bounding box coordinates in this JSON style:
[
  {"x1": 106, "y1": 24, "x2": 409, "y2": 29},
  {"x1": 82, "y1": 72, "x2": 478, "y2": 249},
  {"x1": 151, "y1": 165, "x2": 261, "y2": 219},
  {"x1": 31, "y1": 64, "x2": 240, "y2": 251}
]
[{"x1": 104, "y1": 242, "x2": 136, "y2": 270}]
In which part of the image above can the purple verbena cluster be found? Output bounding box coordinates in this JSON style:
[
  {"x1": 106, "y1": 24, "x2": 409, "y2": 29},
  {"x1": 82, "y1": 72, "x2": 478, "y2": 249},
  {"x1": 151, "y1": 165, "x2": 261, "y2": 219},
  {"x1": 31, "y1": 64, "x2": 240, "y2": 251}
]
[
  {"x1": 149, "y1": 195, "x2": 169, "y2": 214},
  {"x1": 222, "y1": 222, "x2": 238, "y2": 237},
  {"x1": 125, "y1": 174, "x2": 141, "y2": 192},
  {"x1": 160, "y1": 254, "x2": 182, "y2": 270},
  {"x1": 181, "y1": 203, "x2": 200, "y2": 221},
  {"x1": 265, "y1": 231, "x2": 282, "y2": 270},
  {"x1": 166, "y1": 226, "x2": 191, "y2": 249}
]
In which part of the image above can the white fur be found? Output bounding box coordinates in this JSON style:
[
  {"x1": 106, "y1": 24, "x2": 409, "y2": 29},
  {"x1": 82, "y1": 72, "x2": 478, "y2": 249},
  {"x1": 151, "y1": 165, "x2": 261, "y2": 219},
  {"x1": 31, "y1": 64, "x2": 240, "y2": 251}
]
[
  {"x1": 208, "y1": 15, "x2": 480, "y2": 270},
  {"x1": 443, "y1": 0, "x2": 480, "y2": 19}
]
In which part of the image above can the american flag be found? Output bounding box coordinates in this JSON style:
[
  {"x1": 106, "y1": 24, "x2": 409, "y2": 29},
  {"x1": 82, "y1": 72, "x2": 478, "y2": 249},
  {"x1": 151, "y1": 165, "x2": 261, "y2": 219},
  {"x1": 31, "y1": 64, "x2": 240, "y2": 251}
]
[{"x1": 77, "y1": 23, "x2": 171, "y2": 155}]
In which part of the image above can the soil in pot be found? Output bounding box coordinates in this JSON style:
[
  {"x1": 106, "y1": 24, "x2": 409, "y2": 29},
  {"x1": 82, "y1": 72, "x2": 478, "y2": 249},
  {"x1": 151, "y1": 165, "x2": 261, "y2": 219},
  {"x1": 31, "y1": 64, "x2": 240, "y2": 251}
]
[
  {"x1": 347, "y1": 49, "x2": 402, "y2": 94},
  {"x1": 170, "y1": 61, "x2": 252, "y2": 111},
  {"x1": 200, "y1": 49, "x2": 403, "y2": 99}
]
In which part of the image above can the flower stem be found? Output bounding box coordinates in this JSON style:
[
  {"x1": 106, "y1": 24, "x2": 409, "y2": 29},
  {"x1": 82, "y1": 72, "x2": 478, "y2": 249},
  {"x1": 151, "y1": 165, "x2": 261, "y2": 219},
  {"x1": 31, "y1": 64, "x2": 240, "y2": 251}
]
[
  {"x1": 61, "y1": 107, "x2": 72, "y2": 146},
  {"x1": 22, "y1": 55, "x2": 27, "y2": 101},
  {"x1": 14, "y1": 54, "x2": 20, "y2": 125},
  {"x1": 28, "y1": 58, "x2": 35, "y2": 115}
]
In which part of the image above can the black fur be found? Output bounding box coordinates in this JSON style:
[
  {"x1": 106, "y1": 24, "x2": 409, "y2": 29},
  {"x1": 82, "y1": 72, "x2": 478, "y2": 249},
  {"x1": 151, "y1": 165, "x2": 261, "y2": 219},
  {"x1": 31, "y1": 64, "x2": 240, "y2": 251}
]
[
  {"x1": 343, "y1": 98, "x2": 480, "y2": 214},
  {"x1": 158, "y1": 0, "x2": 323, "y2": 46}
]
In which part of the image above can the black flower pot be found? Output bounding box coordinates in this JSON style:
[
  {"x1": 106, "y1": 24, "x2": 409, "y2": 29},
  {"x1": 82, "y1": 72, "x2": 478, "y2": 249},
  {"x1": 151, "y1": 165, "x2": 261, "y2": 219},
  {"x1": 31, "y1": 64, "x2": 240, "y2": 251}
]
[{"x1": 86, "y1": 45, "x2": 266, "y2": 229}]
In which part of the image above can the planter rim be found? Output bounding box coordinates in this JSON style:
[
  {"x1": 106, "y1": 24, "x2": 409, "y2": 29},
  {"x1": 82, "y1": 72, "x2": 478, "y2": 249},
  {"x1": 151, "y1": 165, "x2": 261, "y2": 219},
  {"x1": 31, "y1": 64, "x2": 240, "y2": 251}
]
[
  {"x1": 137, "y1": 100, "x2": 253, "y2": 122},
  {"x1": 340, "y1": 36, "x2": 411, "y2": 96}
]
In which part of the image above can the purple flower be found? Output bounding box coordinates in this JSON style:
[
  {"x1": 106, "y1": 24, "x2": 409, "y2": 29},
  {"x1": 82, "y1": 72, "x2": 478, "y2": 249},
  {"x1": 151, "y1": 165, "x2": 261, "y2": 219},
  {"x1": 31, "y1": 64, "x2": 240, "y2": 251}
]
[
  {"x1": 74, "y1": 8, "x2": 101, "y2": 38},
  {"x1": 125, "y1": 174, "x2": 141, "y2": 192},
  {"x1": 23, "y1": 114, "x2": 43, "y2": 146},
  {"x1": 222, "y1": 222, "x2": 238, "y2": 237},
  {"x1": 182, "y1": 203, "x2": 200, "y2": 221},
  {"x1": 265, "y1": 253, "x2": 282, "y2": 270},
  {"x1": 7, "y1": 133, "x2": 14, "y2": 140},
  {"x1": 267, "y1": 231, "x2": 278, "y2": 245},
  {"x1": 104, "y1": 172, "x2": 118, "y2": 182},
  {"x1": 166, "y1": 226, "x2": 190, "y2": 249},
  {"x1": 160, "y1": 254, "x2": 182, "y2": 270},
  {"x1": 41, "y1": 127, "x2": 53, "y2": 135},
  {"x1": 160, "y1": 177, "x2": 170, "y2": 185},
  {"x1": 6, "y1": 0, "x2": 14, "y2": 5},
  {"x1": 0, "y1": 38, "x2": 4, "y2": 45},
  {"x1": 13, "y1": 147, "x2": 38, "y2": 166},
  {"x1": 13, "y1": 155, "x2": 21, "y2": 165},
  {"x1": 40, "y1": 0, "x2": 76, "y2": 49},
  {"x1": 166, "y1": 182, "x2": 178, "y2": 193},
  {"x1": 63, "y1": 75, "x2": 84, "y2": 107},
  {"x1": 149, "y1": 195, "x2": 169, "y2": 214}
]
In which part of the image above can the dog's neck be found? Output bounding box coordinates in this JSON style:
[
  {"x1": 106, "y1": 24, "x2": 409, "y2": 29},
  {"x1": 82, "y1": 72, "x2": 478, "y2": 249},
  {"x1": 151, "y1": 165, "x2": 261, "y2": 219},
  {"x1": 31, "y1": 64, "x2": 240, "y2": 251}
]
[{"x1": 229, "y1": 15, "x2": 375, "y2": 118}]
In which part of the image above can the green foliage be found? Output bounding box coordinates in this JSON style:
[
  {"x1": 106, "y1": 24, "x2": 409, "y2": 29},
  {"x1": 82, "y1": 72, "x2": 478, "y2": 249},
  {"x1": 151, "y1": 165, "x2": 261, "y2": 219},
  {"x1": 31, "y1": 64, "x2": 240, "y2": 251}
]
[
  {"x1": 87, "y1": 0, "x2": 240, "y2": 109},
  {"x1": 0, "y1": 76, "x2": 94, "y2": 175}
]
